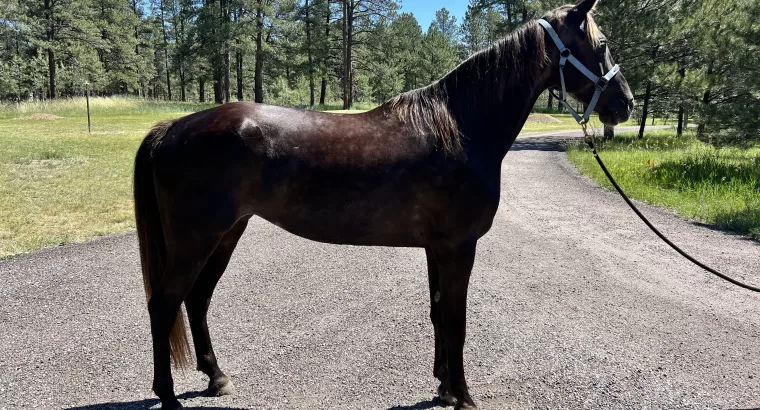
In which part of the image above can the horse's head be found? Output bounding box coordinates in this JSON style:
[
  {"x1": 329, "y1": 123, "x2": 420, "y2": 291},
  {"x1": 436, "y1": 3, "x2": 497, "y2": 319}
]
[{"x1": 540, "y1": 0, "x2": 634, "y2": 125}]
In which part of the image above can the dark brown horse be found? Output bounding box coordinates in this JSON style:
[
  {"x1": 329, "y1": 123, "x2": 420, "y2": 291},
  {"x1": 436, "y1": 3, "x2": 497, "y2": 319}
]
[{"x1": 134, "y1": 1, "x2": 633, "y2": 408}]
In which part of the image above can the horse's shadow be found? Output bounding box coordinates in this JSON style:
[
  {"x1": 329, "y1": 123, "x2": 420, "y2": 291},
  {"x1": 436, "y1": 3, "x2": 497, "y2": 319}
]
[
  {"x1": 66, "y1": 391, "x2": 448, "y2": 410},
  {"x1": 65, "y1": 391, "x2": 247, "y2": 410},
  {"x1": 387, "y1": 397, "x2": 448, "y2": 410}
]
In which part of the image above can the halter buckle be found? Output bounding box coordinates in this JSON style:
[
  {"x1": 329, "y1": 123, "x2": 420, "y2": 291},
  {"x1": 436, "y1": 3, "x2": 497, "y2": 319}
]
[{"x1": 595, "y1": 76, "x2": 610, "y2": 91}]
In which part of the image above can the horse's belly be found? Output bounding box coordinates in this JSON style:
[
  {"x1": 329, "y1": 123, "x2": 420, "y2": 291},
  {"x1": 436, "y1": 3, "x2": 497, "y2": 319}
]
[
  {"x1": 258, "y1": 208, "x2": 428, "y2": 247},
  {"x1": 252, "y1": 185, "x2": 430, "y2": 247}
]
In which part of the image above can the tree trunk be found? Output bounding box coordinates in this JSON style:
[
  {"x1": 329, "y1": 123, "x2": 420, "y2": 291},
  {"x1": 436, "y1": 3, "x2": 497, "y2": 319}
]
[
  {"x1": 199, "y1": 78, "x2": 205, "y2": 102},
  {"x1": 175, "y1": 5, "x2": 187, "y2": 102},
  {"x1": 342, "y1": 0, "x2": 353, "y2": 110},
  {"x1": 305, "y1": 0, "x2": 315, "y2": 107},
  {"x1": 224, "y1": 51, "x2": 231, "y2": 103},
  {"x1": 47, "y1": 49, "x2": 56, "y2": 99},
  {"x1": 697, "y1": 88, "x2": 711, "y2": 140},
  {"x1": 234, "y1": 8, "x2": 243, "y2": 101},
  {"x1": 320, "y1": 79, "x2": 327, "y2": 105},
  {"x1": 319, "y1": 8, "x2": 330, "y2": 106},
  {"x1": 342, "y1": 0, "x2": 348, "y2": 109},
  {"x1": 131, "y1": 0, "x2": 141, "y2": 97},
  {"x1": 347, "y1": 4, "x2": 353, "y2": 108},
  {"x1": 638, "y1": 46, "x2": 659, "y2": 139},
  {"x1": 159, "y1": 0, "x2": 172, "y2": 100},
  {"x1": 44, "y1": 0, "x2": 56, "y2": 99},
  {"x1": 236, "y1": 51, "x2": 244, "y2": 101},
  {"x1": 180, "y1": 67, "x2": 186, "y2": 102},
  {"x1": 221, "y1": 0, "x2": 231, "y2": 103},
  {"x1": 254, "y1": 0, "x2": 264, "y2": 103},
  {"x1": 677, "y1": 104, "x2": 684, "y2": 136},
  {"x1": 637, "y1": 80, "x2": 652, "y2": 139},
  {"x1": 214, "y1": 66, "x2": 223, "y2": 103},
  {"x1": 676, "y1": 64, "x2": 685, "y2": 137},
  {"x1": 696, "y1": 63, "x2": 713, "y2": 141}
]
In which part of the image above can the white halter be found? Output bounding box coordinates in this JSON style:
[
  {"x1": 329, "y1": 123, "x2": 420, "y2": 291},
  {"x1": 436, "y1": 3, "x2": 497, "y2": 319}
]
[{"x1": 537, "y1": 19, "x2": 620, "y2": 125}]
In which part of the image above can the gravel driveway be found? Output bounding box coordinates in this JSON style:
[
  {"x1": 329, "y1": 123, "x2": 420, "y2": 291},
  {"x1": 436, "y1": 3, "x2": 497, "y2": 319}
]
[{"x1": 1, "y1": 128, "x2": 759, "y2": 410}]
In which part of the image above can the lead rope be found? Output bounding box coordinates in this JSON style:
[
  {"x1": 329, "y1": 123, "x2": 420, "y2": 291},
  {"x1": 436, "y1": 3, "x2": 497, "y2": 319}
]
[{"x1": 581, "y1": 126, "x2": 760, "y2": 293}]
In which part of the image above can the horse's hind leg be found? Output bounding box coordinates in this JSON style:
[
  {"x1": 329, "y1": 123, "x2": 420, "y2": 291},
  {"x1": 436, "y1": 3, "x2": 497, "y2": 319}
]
[
  {"x1": 426, "y1": 247, "x2": 454, "y2": 405},
  {"x1": 185, "y1": 217, "x2": 249, "y2": 397},
  {"x1": 433, "y1": 240, "x2": 478, "y2": 410},
  {"x1": 149, "y1": 234, "x2": 222, "y2": 409}
]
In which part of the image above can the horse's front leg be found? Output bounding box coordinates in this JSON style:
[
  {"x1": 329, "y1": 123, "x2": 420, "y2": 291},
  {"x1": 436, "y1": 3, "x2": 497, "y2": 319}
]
[
  {"x1": 425, "y1": 247, "x2": 454, "y2": 405},
  {"x1": 432, "y1": 240, "x2": 477, "y2": 410}
]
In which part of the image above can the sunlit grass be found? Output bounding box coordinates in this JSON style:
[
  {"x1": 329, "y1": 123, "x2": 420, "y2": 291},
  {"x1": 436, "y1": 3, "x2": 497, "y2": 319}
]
[
  {"x1": 0, "y1": 96, "x2": 217, "y2": 119},
  {"x1": 0, "y1": 113, "x2": 186, "y2": 258},
  {"x1": 520, "y1": 113, "x2": 669, "y2": 133},
  {"x1": 567, "y1": 131, "x2": 760, "y2": 240}
]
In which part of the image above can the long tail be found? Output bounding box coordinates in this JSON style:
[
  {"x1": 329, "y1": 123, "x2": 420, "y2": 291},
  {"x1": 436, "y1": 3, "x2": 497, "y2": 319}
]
[{"x1": 134, "y1": 120, "x2": 192, "y2": 369}]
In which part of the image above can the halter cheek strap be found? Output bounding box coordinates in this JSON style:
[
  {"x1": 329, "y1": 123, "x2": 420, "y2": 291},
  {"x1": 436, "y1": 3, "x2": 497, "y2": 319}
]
[{"x1": 537, "y1": 19, "x2": 620, "y2": 125}]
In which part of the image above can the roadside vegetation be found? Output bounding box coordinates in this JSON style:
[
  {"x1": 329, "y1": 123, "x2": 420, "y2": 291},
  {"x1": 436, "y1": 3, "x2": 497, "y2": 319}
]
[{"x1": 567, "y1": 131, "x2": 760, "y2": 241}]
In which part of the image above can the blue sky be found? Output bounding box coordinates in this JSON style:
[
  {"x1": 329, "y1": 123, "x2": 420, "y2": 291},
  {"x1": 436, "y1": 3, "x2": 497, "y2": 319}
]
[{"x1": 399, "y1": 0, "x2": 468, "y2": 30}]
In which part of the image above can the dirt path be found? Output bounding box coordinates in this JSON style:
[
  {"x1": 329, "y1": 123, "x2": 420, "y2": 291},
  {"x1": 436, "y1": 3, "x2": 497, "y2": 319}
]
[{"x1": 1, "y1": 129, "x2": 758, "y2": 409}]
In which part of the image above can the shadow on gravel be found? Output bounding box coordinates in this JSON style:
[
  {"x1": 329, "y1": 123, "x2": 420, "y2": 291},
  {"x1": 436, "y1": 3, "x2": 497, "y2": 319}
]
[
  {"x1": 510, "y1": 137, "x2": 567, "y2": 152},
  {"x1": 387, "y1": 397, "x2": 446, "y2": 410},
  {"x1": 687, "y1": 220, "x2": 760, "y2": 246},
  {"x1": 65, "y1": 391, "x2": 248, "y2": 410}
]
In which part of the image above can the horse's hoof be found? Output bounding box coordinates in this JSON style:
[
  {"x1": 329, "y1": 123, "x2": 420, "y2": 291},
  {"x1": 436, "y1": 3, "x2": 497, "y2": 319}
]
[
  {"x1": 437, "y1": 383, "x2": 456, "y2": 406},
  {"x1": 208, "y1": 376, "x2": 235, "y2": 397}
]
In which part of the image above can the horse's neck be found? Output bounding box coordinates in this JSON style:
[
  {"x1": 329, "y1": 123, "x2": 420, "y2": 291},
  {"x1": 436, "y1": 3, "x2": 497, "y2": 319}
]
[{"x1": 441, "y1": 47, "x2": 547, "y2": 159}]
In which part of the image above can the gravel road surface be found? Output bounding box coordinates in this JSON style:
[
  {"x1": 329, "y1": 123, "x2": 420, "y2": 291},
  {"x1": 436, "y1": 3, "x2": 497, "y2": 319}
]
[{"x1": 2, "y1": 127, "x2": 759, "y2": 410}]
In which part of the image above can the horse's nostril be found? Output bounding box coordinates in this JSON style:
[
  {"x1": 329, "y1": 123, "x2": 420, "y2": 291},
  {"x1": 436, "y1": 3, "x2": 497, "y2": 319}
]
[{"x1": 627, "y1": 99, "x2": 636, "y2": 112}]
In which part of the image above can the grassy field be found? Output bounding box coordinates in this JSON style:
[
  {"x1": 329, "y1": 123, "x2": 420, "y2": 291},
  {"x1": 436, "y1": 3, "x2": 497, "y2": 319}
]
[
  {"x1": 520, "y1": 113, "x2": 667, "y2": 133},
  {"x1": 0, "y1": 102, "x2": 208, "y2": 258},
  {"x1": 567, "y1": 131, "x2": 760, "y2": 240}
]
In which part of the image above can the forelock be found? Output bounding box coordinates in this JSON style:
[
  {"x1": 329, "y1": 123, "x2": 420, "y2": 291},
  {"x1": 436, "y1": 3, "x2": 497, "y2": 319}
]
[{"x1": 584, "y1": 13, "x2": 602, "y2": 47}]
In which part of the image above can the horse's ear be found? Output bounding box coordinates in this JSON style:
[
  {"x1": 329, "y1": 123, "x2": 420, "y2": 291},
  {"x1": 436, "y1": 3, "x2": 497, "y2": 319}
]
[{"x1": 573, "y1": 0, "x2": 599, "y2": 16}]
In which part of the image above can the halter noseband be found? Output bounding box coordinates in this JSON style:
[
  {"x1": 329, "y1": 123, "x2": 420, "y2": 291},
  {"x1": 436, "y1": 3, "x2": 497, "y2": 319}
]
[{"x1": 537, "y1": 19, "x2": 620, "y2": 125}]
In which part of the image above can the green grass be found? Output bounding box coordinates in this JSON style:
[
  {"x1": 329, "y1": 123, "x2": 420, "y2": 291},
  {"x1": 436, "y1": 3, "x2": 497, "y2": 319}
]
[
  {"x1": 521, "y1": 113, "x2": 582, "y2": 132},
  {"x1": 520, "y1": 113, "x2": 669, "y2": 133},
  {"x1": 0, "y1": 96, "x2": 217, "y2": 119},
  {"x1": 0, "y1": 112, "x2": 191, "y2": 258},
  {"x1": 313, "y1": 102, "x2": 377, "y2": 112},
  {"x1": 567, "y1": 131, "x2": 760, "y2": 240}
]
